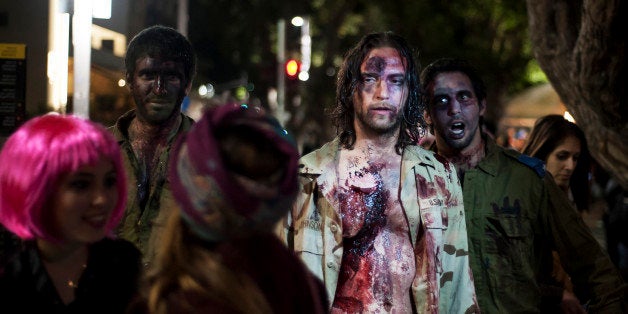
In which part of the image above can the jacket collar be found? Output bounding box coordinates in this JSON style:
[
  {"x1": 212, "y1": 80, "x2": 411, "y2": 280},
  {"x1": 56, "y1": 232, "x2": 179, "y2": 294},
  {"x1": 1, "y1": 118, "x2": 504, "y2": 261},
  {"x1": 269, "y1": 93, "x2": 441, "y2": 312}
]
[
  {"x1": 429, "y1": 133, "x2": 500, "y2": 177},
  {"x1": 111, "y1": 109, "x2": 194, "y2": 145},
  {"x1": 299, "y1": 137, "x2": 341, "y2": 176},
  {"x1": 475, "y1": 137, "x2": 500, "y2": 177}
]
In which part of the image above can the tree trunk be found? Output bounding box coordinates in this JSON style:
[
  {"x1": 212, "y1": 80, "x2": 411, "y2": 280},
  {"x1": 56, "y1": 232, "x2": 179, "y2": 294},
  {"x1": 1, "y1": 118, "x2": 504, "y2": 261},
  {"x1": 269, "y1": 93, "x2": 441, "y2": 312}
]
[{"x1": 526, "y1": 0, "x2": 628, "y2": 189}]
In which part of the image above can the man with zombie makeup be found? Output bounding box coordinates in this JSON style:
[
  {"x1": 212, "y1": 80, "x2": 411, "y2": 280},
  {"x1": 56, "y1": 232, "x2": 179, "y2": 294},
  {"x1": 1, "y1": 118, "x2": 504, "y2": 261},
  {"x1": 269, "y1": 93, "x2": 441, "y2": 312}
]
[
  {"x1": 279, "y1": 32, "x2": 479, "y2": 313},
  {"x1": 110, "y1": 25, "x2": 195, "y2": 266},
  {"x1": 421, "y1": 57, "x2": 627, "y2": 313}
]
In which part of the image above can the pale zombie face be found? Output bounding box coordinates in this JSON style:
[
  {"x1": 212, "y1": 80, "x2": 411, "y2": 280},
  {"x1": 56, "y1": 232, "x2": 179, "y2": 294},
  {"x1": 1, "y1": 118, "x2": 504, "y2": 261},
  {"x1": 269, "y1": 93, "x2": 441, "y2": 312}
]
[
  {"x1": 353, "y1": 47, "x2": 408, "y2": 137},
  {"x1": 49, "y1": 157, "x2": 119, "y2": 245},
  {"x1": 129, "y1": 56, "x2": 190, "y2": 125},
  {"x1": 545, "y1": 135, "x2": 581, "y2": 190},
  {"x1": 425, "y1": 71, "x2": 485, "y2": 153}
]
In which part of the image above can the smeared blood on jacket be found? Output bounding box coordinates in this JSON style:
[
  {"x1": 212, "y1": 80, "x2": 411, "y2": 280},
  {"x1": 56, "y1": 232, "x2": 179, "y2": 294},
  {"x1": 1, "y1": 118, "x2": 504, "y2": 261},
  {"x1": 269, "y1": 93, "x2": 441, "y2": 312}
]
[{"x1": 417, "y1": 175, "x2": 438, "y2": 199}]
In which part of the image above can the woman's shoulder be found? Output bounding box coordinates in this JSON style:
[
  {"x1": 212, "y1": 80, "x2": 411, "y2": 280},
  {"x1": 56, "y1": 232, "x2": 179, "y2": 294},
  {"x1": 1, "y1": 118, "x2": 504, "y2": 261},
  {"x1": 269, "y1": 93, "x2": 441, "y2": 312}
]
[{"x1": 0, "y1": 240, "x2": 38, "y2": 277}]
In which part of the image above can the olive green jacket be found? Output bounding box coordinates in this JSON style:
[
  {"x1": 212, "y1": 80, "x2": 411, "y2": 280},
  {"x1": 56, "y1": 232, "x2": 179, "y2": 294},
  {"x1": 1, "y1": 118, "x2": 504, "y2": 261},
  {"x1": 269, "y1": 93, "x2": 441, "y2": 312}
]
[
  {"x1": 279, "y1": 138, "x2": 478, "y2": 313},
  {"x1": 460, "y1": 138, "x2": 626, "y2": 313},
  {"x1": 111, "y1": 110, "x2": 194, "y2": 266}
]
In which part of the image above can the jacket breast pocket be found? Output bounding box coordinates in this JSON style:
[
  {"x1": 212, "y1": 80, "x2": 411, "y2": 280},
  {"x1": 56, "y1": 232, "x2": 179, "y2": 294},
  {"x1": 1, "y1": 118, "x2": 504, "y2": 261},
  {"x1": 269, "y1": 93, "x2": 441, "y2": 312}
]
[
  {"x1": 419, "y1": 203, "x2": 445, "y2": 230},
  {"x1": 295, "y1": 217, "x2": 325, "y2": 255},
  {"x1": 485, "y1": 214, "x2": 531, "y2": 275}
]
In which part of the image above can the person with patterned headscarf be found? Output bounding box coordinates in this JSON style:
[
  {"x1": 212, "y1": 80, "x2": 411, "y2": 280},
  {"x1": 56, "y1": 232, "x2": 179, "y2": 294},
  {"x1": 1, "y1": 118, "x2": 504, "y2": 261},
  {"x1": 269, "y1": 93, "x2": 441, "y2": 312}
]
[{"x1": 129, "y1": 104, "x2": 328, "y2": 314}]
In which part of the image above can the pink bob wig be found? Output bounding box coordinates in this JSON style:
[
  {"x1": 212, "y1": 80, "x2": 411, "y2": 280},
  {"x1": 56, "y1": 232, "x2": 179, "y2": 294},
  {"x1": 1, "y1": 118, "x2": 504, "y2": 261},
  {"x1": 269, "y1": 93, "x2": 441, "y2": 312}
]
[{"x1": 0, "y1": 114, "x2": 127, "y2": 242}]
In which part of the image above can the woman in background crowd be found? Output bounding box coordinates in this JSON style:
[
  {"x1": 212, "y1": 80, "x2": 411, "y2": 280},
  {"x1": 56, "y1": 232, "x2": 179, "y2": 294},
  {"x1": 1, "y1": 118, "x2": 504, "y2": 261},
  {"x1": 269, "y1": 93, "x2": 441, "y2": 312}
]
[
  {"x1": 523, "y1": 114, "x2": 591, "y2": 213},
  {"x1": 0, "y1": 114, "x2": 141, "y2": 313},
  {"x1": 523, "y1": 114, "x2": 594, "y2": 314}
]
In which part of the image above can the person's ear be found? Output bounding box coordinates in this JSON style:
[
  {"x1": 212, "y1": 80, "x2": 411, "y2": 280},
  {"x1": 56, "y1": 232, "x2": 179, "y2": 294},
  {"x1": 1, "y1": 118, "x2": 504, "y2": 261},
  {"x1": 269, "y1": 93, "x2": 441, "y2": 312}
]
[
  {"x1": 479, "y1": 99, "x2": 486, "y2": 116},
  {"x1": 423, "y1": 110, "x2": 432, "y2": 126},
  {"x1": 184, "y1": 79, "x2": 193, "y2": 96},
  {"x1": 126, "y1": 73, "x2": 133, "y2": 91}
]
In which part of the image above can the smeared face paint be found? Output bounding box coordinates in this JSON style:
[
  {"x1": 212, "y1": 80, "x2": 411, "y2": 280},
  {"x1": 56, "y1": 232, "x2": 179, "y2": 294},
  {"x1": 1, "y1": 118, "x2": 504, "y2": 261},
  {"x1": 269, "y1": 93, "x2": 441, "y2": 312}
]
[
  {"x1": 353, "y1": 47, "x2": 408, "y2": 137},
  {"x1": 425, "y1": 71, "x2": 485, "y2": 155},
  {"x1": 129, "y1": 56, "x2": 190, "y2": 125}
]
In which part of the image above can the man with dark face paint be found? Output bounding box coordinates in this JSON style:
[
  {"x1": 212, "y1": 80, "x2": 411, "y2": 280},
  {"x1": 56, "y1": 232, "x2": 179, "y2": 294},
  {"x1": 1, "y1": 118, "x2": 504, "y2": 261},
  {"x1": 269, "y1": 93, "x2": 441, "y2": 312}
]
[
  {"x1": 110, "y1": 25, "x2": 196, "y2": 267},
  {"x1": 279, "y1": 32, "x2": 479, "y2": 313},
  {"x1": 421, "y1": 57, "x2": 627, "y2": 313}
]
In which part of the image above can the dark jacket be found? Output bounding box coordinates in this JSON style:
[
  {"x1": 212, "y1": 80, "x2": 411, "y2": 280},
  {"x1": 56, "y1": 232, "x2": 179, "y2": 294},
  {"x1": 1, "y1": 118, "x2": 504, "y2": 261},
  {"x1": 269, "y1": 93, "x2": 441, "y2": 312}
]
[
  {"x1": 110, "y1": 110, "x2": 194, "y2": 266},
  {"x1": 459, "y1": 138, "x2": 626, "y2": 313},
  {"x1": 0, "y1": 238, "x2": 142, "y2": 314}
]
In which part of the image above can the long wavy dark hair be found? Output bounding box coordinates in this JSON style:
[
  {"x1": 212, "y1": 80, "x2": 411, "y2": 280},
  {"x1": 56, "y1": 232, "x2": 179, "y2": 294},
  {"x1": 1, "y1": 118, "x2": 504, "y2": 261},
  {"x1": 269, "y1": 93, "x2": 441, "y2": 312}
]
[
  {"x1": 329, "y1": 32, "x2": 423, "y2": 154},
  {"x1": 522, "y1": 114, "x2": 591, "y2": 212}
]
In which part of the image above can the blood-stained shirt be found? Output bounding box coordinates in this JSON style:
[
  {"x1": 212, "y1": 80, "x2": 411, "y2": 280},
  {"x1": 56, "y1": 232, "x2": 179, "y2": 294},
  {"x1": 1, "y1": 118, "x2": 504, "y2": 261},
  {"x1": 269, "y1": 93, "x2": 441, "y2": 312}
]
[{"x1": 278, "y1": 137, "x2": 478, "y2": 313}]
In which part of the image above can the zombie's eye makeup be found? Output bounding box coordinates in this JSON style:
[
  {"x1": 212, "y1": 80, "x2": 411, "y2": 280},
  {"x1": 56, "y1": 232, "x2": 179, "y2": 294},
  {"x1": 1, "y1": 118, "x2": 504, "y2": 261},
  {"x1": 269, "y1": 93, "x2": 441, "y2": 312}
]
[
  {"x1": 433, "y1": 95, "x2": 449, "y2": 107},
  {"x1": 361, "y1": 73, "x2": 378, "y2": 85},
  {"x1": 388, "y1": 75, "x2": 405, "y2": 86}
]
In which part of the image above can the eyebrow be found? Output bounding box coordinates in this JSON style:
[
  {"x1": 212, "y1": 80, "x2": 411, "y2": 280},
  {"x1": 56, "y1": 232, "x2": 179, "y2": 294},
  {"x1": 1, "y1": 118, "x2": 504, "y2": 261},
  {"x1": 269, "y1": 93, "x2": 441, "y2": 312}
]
[{"x1": 360, "y1": 71, "x2": 405, "y2": 78}]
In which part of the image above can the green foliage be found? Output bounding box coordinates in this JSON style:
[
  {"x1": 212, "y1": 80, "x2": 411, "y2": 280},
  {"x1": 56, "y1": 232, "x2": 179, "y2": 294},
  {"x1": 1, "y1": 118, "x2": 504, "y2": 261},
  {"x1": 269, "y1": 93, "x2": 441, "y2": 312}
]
[
  {"x1": 524, "y1": 60, "x2": 549, "y2": 85},
  {"x1": 188, "y1": 0, "x2": 538, "y2": 141}
]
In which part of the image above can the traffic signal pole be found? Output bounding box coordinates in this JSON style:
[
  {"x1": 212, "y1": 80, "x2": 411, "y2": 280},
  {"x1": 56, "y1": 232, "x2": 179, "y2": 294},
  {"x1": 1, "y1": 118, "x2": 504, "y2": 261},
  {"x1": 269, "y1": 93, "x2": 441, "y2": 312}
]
[{"x1": 276, "y1": 19, "x2": 287, "y2": 126}]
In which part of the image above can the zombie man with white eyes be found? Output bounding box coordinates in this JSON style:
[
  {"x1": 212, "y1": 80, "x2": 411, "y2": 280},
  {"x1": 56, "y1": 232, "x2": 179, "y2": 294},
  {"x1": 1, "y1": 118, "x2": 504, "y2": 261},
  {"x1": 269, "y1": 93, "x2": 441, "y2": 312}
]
[
  {"x1": 279, "y1": 33, "x2": 478, "y2": 313},
  {"x1": 111, "y1": 25, "x2": 196, "y2": 267},
  {"x1": 421, "y1": 57, "x2": 627, "y2": 313}
]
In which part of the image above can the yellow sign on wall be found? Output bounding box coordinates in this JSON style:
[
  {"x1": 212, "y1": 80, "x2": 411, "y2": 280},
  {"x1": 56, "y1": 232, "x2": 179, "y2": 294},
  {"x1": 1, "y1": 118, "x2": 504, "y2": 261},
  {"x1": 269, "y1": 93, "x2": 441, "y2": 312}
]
[{"x1": 0, "y1": 43, "x2": 26, "y2": 60}]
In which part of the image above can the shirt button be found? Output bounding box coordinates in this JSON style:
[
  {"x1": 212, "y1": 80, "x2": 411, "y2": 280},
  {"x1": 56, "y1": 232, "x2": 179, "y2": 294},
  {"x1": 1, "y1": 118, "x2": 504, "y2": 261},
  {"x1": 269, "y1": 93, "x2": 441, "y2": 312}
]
[
  {"x1": 330, "y1": 224, "x2": 338, "y2": 233},
  {"x1": 327, "y1": 262, "x2": 335, "y2": 269}
]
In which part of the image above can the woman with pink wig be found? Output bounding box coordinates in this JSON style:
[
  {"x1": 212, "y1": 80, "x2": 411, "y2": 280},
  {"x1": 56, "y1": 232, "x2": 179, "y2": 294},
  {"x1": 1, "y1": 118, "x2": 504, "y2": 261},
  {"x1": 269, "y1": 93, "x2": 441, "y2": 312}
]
[{"x1": 0, "y1": 114, "x2": 141, "y2": 313}]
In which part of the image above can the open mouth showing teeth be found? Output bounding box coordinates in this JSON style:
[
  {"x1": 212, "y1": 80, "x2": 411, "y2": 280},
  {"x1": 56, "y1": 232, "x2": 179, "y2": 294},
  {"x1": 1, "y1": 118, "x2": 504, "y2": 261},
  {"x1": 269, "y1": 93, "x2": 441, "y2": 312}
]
[{"x1": 451, "y1": 122, "x2": 465, "y2": 135}]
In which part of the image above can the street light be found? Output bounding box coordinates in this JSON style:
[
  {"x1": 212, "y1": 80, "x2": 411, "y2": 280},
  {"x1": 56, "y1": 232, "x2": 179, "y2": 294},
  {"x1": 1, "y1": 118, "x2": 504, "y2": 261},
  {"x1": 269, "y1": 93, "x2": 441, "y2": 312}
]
[
  {"x1": 298, "y1": 16, "x2": 310, "y2": 82},
  {"x1": 72, "y1": 0, "x2": 93, "y2": 118},
  {"x1": 47, "y1": 0, "x2": 69, "y2": 113},
  {"x1": 291, "y1": 16, "x2": 304, "y2": 27}
]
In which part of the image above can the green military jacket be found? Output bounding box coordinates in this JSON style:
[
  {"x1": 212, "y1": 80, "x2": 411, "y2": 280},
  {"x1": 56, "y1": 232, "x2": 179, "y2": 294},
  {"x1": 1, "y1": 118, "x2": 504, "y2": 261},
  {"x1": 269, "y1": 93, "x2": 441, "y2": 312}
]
[
  {"x1": 461, "y1": 138, "x2": 626, "y2": 313},
  {"x1": 111, "y1": 110, "x2": 194, "y2": 266},
  {"x1": 279, "y1": 138, "x2": 478, "y2": 313}
]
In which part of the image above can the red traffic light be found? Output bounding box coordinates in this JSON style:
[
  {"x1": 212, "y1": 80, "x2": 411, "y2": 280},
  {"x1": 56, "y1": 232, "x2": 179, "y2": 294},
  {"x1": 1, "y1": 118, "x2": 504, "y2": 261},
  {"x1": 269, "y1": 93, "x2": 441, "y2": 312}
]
[{"x1": 285, "y1": 59, "x2": 300, "y2": 77}]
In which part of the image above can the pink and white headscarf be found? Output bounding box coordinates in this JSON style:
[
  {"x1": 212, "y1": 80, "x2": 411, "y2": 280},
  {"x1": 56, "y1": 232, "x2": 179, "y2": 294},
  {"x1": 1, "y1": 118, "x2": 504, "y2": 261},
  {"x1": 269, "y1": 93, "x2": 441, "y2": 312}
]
[{"x1": 169, "y1": 104, "x2": 299, "y2": 242}]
